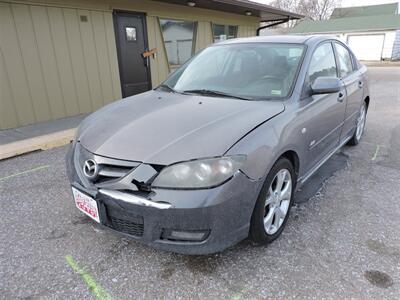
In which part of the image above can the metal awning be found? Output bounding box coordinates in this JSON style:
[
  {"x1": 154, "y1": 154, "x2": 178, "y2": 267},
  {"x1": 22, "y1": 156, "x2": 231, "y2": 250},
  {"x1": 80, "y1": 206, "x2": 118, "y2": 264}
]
[{"x1": 153, "y1": 0, "x2": 303, "y2": 21}]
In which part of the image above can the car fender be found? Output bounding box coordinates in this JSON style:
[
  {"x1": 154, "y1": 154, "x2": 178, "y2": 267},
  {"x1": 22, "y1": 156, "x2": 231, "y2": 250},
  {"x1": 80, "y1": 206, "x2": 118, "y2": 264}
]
[
  {"x1": 226, "y1": 111, "x2": 303, "y2": 182},
  {"x1": 225, "y1": 121, "x2": 277, "y2": 181}
]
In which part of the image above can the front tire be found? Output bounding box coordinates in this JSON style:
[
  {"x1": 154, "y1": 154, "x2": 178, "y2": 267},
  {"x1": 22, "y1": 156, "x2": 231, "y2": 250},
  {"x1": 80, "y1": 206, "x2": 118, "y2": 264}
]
[
  {"x1": 348, "y1": 102, "x2": 367, "y2": 146},
  {"x1": 250, "y1": 158, "x2": 295, "y2": 244}
]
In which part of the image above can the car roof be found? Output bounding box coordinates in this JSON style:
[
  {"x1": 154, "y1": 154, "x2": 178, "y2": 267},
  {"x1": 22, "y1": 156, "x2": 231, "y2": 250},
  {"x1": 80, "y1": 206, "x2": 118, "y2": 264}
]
[{"x1": 217, "y1": 35, "x2": 335, "y2": 46}]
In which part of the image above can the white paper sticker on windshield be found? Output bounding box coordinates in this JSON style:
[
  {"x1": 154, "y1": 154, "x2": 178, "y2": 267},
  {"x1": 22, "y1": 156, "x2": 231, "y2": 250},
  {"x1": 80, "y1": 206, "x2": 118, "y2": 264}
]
[{"x1": 271, "y1": 90, "x2": 282, "y2": 96}]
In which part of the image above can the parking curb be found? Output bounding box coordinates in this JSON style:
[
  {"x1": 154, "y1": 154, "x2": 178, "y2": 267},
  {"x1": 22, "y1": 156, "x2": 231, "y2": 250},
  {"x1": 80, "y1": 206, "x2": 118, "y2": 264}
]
[{"x1": 0, "y1": 128, "x2": 76, "y2": 160}]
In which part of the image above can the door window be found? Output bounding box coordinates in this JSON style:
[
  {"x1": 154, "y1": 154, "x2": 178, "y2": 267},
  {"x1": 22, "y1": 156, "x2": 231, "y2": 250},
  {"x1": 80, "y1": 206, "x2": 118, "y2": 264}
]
[
  {"x1": 125, "y1": 27, "x2": 137, "y2": 41},
  {"x1": 335, "y1": 43, "x2": 354, "y2": 78},
  {"x1": 159, "y1": 19, "x2": 196, "y2": 68},
  {"x1": 307, "y1": 43, "x2": 337, "y2": 83}
]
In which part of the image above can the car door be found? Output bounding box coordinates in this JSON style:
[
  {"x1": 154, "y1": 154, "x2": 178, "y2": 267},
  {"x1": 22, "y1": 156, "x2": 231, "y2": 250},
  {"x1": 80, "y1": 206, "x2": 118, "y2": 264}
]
[
  {"x1": 334, "y1": 42, "x2": 364, "y2": 141},
  {"x1": 299, "y1": 41, "x2": 347, "y2": 173}
]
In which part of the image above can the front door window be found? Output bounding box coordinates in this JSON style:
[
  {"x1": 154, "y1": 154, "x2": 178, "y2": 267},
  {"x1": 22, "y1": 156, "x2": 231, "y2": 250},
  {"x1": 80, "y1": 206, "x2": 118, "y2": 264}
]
[{"x1": 307, "y1": 42, "x2": 338, "y2": 84}]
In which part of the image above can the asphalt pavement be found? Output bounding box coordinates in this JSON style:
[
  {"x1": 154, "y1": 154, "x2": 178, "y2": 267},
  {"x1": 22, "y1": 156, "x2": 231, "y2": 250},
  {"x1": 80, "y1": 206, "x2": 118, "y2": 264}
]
[{"x1": 0, "y1": 67, "x2": 399, "y2": 299}]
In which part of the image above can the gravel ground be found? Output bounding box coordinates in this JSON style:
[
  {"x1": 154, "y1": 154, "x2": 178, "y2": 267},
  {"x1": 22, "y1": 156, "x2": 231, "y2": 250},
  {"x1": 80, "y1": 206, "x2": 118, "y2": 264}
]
[{"x1": 0, "y1": 67, "x2": 399, "y2": 299}]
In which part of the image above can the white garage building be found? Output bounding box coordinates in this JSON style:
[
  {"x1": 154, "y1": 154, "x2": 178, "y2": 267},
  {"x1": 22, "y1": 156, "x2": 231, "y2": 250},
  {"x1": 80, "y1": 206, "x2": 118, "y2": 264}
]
[{"x1": 291, "y1": 3, "x2": 400, "y2": 61}]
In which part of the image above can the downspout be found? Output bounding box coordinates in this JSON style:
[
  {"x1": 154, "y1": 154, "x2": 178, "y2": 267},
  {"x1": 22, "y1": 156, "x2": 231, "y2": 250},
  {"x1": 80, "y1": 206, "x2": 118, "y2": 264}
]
[{"x1": 256, "y1": 17, "x2": 291, "y2": 36}]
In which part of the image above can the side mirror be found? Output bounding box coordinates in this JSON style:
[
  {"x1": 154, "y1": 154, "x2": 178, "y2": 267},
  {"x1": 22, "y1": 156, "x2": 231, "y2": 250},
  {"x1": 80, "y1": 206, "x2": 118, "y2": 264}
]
[{"x1": 311, "y1": 77, "x2": 342, "y2": 95}]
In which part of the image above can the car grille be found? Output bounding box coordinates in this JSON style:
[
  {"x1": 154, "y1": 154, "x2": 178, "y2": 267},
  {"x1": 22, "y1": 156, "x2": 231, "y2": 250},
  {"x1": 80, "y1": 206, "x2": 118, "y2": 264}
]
[
  {"x1": 96, "y1": 164, "x2": 133, "y2": 184},
  {"x1": 105, "y1": 204, "x2": 145, "y2": 237},
  {"x1": 76, "y1": 143, "x2": 140, "y2": 186},
  {"x1": 108, "y1": 216, "x2": 144, "y2": 237}
]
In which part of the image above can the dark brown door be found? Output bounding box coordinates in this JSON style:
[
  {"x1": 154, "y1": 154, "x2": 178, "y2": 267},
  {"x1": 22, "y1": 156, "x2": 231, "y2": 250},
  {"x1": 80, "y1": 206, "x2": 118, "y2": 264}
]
[{"x1": 114, "y1": 12, "x2": 151, "y2": 97}]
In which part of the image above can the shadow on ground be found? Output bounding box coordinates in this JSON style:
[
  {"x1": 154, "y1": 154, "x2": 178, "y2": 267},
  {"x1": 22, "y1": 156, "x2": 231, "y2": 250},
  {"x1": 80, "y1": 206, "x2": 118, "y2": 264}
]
[{"x1": 294, "y1": 151, "x2": 349, "y2": 203}]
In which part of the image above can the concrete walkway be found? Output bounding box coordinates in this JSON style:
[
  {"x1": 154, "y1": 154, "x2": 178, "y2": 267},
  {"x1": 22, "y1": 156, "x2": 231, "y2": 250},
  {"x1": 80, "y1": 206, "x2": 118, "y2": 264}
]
[
  {"x1": 0, "y1": 114, "x2": 85, "y2": 160},
  {"x1": 362, "y1": 60, "x2": 400, "y2": 67}
]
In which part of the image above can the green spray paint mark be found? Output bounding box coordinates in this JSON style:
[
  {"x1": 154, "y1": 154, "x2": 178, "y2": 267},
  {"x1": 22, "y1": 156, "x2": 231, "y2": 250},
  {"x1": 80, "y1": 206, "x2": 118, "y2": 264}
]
[
  {"x1": 0, "y1": 165, "x2": 50, "y2": 181},
  {"x1": 65, "y1": 255, "x2": 114, "y2": 300},
  {"x1": 371, "y1": 145, "x2": 380, "y2": 161},
  {"x1": 231, "y1": 287, "x2": 249, "y2": 300}
]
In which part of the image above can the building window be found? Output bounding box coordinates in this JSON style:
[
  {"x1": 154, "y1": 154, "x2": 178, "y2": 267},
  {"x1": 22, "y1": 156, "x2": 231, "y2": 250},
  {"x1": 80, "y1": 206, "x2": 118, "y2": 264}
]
[
  {"x1": 159, "y1": 19, "x2": 196, "y2": 68},
  {"x1": 213, "y1": 24, "x2": 237, "y2": 42}
]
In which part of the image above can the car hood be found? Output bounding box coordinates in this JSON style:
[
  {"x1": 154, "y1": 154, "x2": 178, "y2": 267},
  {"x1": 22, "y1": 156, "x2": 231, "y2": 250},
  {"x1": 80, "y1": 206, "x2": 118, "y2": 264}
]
[{"x1": 78, "y1": 90, "x2": 284, "y2": 165}]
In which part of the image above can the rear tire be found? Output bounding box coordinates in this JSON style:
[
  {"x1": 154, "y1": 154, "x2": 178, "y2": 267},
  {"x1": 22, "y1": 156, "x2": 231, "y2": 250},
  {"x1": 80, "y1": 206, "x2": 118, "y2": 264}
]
[
  {"x1": 348, "y1": 102, "x2": 367, "y2": 146},
  {"x1": 250, "y1": 158, "x2": 295, "y2": 245}
]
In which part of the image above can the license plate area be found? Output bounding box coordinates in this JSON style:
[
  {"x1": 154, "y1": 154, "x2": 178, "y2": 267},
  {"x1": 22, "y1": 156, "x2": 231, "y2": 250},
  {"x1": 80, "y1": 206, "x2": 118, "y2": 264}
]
[{"x1": 72, "y1": 187, "x2": 100, "y2": 223}]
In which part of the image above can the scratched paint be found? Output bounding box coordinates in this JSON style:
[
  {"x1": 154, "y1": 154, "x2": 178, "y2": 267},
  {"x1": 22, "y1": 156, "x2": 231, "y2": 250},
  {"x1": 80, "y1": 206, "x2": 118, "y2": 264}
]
[
  {"x1": 65, "y1": 255, "x2": 114, "y2": 300},
  {"x1": 0, "y1": 165, "x2": 50, "y2": 181}
]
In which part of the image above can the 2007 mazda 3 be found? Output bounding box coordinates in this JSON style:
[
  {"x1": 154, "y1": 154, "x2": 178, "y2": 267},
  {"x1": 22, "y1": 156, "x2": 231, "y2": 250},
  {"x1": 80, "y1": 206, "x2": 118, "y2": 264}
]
[{"x1": 66, "y1": 35, "x2": 369, "y2": 254}]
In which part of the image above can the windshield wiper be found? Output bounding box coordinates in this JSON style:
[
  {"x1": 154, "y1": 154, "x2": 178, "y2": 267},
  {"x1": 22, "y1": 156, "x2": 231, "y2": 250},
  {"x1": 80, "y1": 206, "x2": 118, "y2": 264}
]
[
  {"x1": 157, "y1": 84, "x2": 177, "y2": 93},
  {"x1": 183, "y1": 89, "x2": 252, "y2": 100}
]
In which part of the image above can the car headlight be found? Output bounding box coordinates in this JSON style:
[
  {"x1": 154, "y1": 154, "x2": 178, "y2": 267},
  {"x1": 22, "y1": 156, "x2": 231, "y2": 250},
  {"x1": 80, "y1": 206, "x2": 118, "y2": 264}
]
[{"x1": 151, "y1": 155, "x2": 246, "y2": 189}]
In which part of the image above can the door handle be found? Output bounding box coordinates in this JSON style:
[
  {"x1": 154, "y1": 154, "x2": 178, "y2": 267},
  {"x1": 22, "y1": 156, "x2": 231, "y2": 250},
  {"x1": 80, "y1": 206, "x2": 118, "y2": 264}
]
[
  {"x1": 358, "y1": 81, "x2": 364, "y2": 88},
  {"x1": 142, "y1": 48, "x2": 157, "y2": 67},
  {"x1": 142, "y1": 49, "x2": 149, "y2": 67},
  {"x1": 338, "y1": 92, "x2": 345, "y2": 102},
  {"x1": 144, "y1": 56, "x2": 149, "y2": 67}
]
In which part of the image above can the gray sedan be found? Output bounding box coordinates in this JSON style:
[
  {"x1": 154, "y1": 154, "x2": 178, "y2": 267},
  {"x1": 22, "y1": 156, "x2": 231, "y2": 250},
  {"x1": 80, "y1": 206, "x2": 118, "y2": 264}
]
[{"x1": 66, "y1": 35, "x2": 369, "y2": 254}]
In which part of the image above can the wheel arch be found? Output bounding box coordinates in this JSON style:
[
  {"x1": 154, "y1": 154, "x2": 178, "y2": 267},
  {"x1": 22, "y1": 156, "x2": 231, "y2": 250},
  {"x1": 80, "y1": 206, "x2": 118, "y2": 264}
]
[
  {"x1": 364, "y1": 96, "x2": 370, "y2": 109},
  {"x1": 279, "y1": 150, "x2": 300, "y2": 179}
]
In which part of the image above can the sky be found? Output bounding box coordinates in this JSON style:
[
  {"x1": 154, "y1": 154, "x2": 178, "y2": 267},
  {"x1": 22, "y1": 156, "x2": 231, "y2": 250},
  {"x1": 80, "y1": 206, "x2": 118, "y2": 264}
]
[
  {"x1": 252, "y1": 0, "x2": 400, "y2": 8},
  {"x1": 340, "y1": 0, "x2": 399, "y2": 7}
]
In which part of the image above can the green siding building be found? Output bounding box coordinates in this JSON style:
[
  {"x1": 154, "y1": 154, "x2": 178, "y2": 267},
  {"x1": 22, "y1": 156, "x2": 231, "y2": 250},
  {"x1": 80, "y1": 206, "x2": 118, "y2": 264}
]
[
  {"x1": 291, "y1": 3, "x2": 400, "y2": 61},
  {"x1": 0, "y1": 0, "x2": 302, "y2": 130}
]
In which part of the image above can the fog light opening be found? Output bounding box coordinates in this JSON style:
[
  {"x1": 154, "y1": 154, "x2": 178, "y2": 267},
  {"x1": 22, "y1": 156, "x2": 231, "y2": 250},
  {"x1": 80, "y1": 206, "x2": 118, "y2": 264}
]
[{"x1": 161, "y1": 229, "x2": 210, "y2": 242}]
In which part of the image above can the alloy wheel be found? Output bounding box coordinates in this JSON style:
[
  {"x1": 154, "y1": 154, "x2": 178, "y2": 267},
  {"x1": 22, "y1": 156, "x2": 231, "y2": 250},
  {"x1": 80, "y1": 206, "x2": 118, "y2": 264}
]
[
  {"x1": 356, "y1": 104, "x2": 366, "y2": 141},
  {"x1": 263, "y1": 169, "x2": 292, "y2": 235}
]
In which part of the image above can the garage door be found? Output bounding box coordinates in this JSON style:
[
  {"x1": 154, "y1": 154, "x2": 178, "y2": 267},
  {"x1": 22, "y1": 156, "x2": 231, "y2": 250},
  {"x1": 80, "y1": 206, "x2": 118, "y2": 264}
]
[
  {"x1": 347, "y1": 34, "x2": 385, "y2": 61},
  {"x1": 0, "y1": 2, "x2": 121, "y2": 129}
]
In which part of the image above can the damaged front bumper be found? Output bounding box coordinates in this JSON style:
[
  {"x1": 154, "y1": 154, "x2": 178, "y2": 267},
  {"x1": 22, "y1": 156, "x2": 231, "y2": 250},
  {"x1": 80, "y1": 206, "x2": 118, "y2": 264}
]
[{"x1": 66, "y1": 142, "x2": 263, "y2": 255}]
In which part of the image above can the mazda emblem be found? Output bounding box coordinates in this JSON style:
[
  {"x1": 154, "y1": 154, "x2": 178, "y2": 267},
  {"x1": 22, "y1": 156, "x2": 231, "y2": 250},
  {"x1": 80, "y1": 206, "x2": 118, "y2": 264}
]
[{"x1": 83, "y1": 159, "x2": 99, "y2": 180}]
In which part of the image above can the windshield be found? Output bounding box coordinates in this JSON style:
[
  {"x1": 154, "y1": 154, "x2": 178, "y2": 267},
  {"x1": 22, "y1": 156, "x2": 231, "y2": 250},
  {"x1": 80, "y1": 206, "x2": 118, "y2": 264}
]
[{"x1": 161, "y1": 43, "x2": 305, "y2": 100}]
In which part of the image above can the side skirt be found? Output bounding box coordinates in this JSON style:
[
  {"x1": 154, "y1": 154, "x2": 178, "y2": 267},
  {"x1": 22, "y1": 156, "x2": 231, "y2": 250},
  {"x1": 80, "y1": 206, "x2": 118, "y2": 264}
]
[{"x1": 297, "y1": 134, "x2": 352, "y2": 189}]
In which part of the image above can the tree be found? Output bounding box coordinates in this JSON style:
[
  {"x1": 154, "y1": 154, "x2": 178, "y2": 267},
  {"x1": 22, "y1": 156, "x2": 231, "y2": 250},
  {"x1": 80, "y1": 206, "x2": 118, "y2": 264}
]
[
  {"x1": 269, "y1": 0, "x2": 341, "y2": 24},
  {"x1": 298, "y1": 0, "x2": 341, "y2": 20}
]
